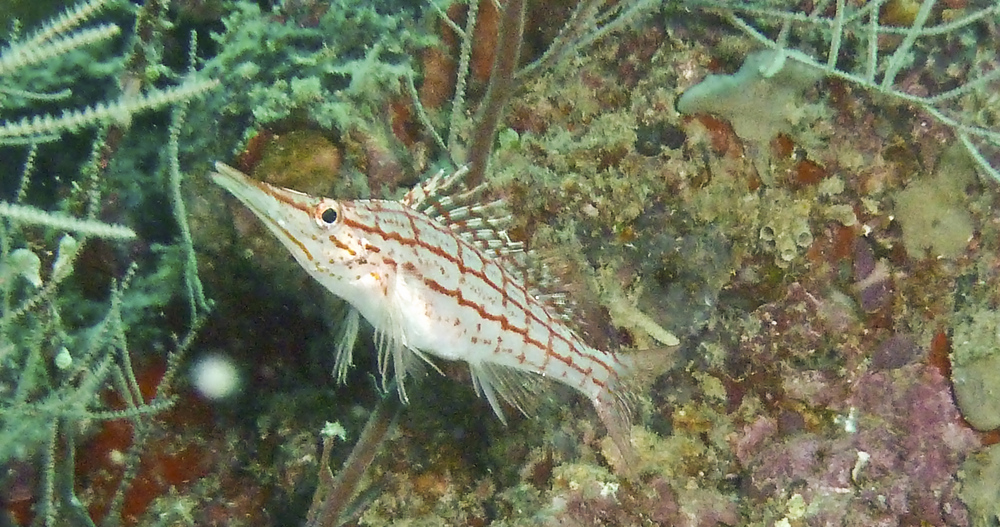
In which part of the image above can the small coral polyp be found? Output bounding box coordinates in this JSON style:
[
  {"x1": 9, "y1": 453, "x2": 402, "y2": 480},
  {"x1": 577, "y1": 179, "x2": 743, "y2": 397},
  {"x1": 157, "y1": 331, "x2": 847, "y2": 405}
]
[{"x1": 758, "y1": 190, "x2": 814, "y2": 267}]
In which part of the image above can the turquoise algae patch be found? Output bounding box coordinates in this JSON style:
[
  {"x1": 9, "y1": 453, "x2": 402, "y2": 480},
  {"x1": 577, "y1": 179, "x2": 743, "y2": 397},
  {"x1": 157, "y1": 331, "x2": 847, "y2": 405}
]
[{"x1": 676, "y1": 50, "x2": 823, "y2": 143}]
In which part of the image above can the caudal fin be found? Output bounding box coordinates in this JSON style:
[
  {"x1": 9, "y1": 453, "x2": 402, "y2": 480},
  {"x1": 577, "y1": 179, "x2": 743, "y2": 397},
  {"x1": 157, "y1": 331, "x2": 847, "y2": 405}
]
[
  {"x1": 594, "y1": 381, "x2": 638, "y2": 477},
  {"x1": 595, "y1": 345, "x2": 681, "y2": 478}
]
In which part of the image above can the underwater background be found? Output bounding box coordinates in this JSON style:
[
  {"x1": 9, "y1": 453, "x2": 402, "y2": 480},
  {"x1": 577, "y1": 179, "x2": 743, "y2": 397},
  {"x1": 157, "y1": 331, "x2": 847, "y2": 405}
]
[{"x1": 2, "y1": 0, "x2": 1000, "y2": 525}]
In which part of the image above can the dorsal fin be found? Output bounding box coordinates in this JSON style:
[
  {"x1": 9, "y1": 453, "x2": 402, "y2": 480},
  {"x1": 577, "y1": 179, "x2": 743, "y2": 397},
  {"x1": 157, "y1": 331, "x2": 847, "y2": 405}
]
[
  {"x1": 401, "y1": 167, "x2": 576, "y2": 321},
  {"x1": 401, "y1": 166, "x2": 524, "y2": 258}
]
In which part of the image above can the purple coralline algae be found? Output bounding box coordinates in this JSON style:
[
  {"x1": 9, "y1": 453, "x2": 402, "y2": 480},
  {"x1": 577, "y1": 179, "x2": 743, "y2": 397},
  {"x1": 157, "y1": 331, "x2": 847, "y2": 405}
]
[{"x1": 736, "y1": 362, "x2": 979, "y2": 526}]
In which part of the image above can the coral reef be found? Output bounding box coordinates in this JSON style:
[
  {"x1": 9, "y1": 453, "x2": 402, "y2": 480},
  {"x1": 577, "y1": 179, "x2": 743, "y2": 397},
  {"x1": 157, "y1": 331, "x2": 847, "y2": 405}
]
[
  {"x1": 959, "y1": 443, "x2": 1000, "y2": 525},
  {"x1": 894, "y1": 144, "x2": 977, "y2": 259},
  {"x1": 951, "y1": 298, "x2": 1000, "y2": 432},
  {"x1": 5, "y1": 0, "x2": 1000, "y2": 525}
]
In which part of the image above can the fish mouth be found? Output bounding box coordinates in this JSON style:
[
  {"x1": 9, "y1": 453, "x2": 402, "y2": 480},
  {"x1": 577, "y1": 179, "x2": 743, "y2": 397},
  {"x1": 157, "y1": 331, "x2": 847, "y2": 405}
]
[
  {"x1": 210, "y1": 162, "x2": 316, "y2": 217},
  {"x1": 210, "y1": 162, "x2": 318, "y2": 262}
]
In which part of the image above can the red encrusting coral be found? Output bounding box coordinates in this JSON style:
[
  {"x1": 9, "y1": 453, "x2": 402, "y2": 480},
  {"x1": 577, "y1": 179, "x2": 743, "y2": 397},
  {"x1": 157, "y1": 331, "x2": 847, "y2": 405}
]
[
  {"x1": 76, "y1": 359, "x2": 210, "y2": 525},
  {"x1": 72, "y1": 357, "x2": 270, "y2": 526}
]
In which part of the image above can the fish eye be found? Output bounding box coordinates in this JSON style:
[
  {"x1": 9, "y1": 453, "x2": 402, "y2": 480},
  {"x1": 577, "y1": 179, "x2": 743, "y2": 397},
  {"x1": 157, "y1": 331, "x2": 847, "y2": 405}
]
[
  {"x1": 320, "y1": 207, "x2": 338, "y2": 224},
  {"x1": 315, "y1": 200, "x2": 341, "y2": 227}
]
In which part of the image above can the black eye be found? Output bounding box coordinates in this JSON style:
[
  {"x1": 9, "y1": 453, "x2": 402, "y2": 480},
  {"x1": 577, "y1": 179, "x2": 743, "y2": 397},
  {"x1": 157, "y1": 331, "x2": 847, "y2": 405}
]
[{"x1": 320, "y1": 207, "x2": 338, "y2": 224}]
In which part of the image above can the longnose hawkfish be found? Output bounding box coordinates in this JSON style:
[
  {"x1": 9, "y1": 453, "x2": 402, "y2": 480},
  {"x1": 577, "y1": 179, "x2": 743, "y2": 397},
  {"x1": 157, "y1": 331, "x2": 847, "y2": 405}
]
[{"x1": 211, "y1": 163, "x2": 635, "y2": 455}]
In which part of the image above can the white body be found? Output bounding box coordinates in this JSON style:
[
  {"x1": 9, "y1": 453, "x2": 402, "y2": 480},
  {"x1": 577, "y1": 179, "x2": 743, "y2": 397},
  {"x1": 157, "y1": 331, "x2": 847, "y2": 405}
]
[{"x1": 211, "y1": 163, "x2": 632, "y2": 441}]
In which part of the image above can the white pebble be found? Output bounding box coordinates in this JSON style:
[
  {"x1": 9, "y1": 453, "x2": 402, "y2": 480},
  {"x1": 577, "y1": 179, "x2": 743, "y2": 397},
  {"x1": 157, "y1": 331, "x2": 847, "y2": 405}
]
[{"x1": 190, "y1": 354, "x2": 241, "y2": 400}]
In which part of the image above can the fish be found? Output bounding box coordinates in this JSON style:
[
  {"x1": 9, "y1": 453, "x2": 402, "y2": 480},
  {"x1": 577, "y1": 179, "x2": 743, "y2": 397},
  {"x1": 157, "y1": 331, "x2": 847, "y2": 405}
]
[{"x1": 210, "y1": 162, "x2": 634, "y2": 453}]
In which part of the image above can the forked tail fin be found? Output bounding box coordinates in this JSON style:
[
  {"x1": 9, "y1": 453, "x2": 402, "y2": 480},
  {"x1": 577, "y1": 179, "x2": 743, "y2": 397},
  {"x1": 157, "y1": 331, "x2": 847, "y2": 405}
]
[
  {"x1": 594, "y1": 381, "x2": 638, "y2": 477},
  {"x1": 596, "y1": 344, "x2": 680, "y2": 479}
]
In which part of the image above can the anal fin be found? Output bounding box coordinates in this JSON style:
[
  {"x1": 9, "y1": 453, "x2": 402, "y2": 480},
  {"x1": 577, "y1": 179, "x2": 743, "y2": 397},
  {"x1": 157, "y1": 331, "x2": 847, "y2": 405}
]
[{"x1": 467, "y1": 361, "x2": 545, "y2": 424}]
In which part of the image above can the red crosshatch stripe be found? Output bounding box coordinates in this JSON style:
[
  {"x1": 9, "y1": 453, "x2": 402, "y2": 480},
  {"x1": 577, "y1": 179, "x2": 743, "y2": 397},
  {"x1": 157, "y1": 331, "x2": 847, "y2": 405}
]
[
  {"x1": 255, "y1": 178, "x2": 311, "y2": 211},
  {"x1": 250, "y1": 172, "x2": 623, "y2": 384},
  {"x1": 328, "y1": 235, "x2": 355, "y2": 256},
  {"x1": 341, "y1": 207, "x2": 619, "y2": 379},
  {"x1": 419, "y1": 276, "x2": 590, "y2": 378},
  {"x1": 251, "y1": 178, "x2": 320, "y2": 260},
  {"x1": 274, "y1": 221, "x2": 314, "y2": 262},
  {"x1": 378, "y1": 209, "x2": 614, "y2": 378}
]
